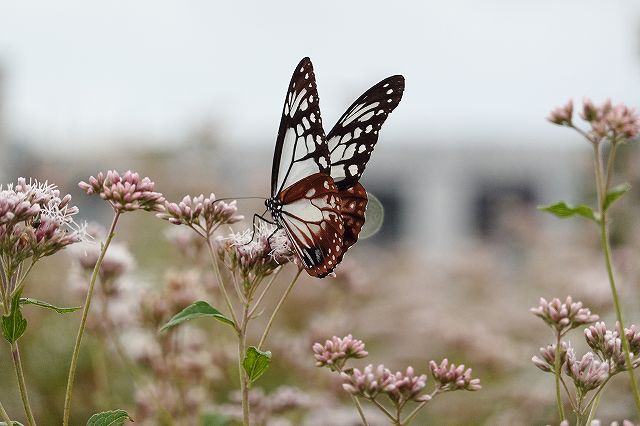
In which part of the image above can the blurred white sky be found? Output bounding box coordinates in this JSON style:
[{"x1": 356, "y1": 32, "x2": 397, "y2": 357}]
[{"x1": 1, "y1": 0, "x2": 639, "y2": 150}]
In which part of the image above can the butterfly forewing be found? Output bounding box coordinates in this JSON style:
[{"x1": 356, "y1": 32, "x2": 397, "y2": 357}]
[
  {"x1": 326, "y1": 75, "x2": 405, "y2": 190},
  {"x1": 278, "y1": 173, "x2": 345, "y2": 278},
  {"x1": 336, "y1": 183, "x2": 368, "y2": 251},
  {"x1": 271, "y1": 57, "x2": 330, "y2": 197}
]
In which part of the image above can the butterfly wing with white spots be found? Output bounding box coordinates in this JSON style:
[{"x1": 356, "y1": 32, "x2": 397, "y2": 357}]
[
  {"x1": 267, "y1": 58, "x2": 404, "y2": 278},
  {"x1": 326, "y1": 75, "x2": 405, "y2": 191},
  {"x1": 271, "y1": 57, "x2": 331, "y2": 197}
]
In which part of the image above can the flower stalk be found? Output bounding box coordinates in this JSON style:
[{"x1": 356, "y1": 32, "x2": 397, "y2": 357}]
[
  {"x1": 0, "y1": 401, "x2": 12, "y2": 425},
  {"x1": 258, "y1": 269, "x2": 302, "y2": 350},
  {"x1": 593, "y1": 140, "x2": 640, "y2": 412},
  {"x1": 11, "y1": 342, "x2": 36, "y2": 426},
  {"x1": 554, "y1": 332, "x2": 565, "y2": 420},
  {"x1": 63, "y1": 211, "x2": 120, "y2": 426}
]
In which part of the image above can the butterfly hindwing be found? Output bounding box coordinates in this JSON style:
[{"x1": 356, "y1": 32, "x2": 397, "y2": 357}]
[
  {"x1": 277, "y1": 173, "x2": 345, "y2": 278},
  {"x1": 271, "y1": 57, "x2": 330, "y2": 197},
  {"x1": 336, "y1": 182, "x2": 368, "y2": 252},
  {"x1": 326, "y1": 75, "x2": 405, "y2": 191}
]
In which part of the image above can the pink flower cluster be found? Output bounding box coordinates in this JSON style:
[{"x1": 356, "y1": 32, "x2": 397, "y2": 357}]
[
  {"x1": 340, "y1": 364, "x2": 430, "y2": 405},
  {"x1": 217, "y1": 224, "x2": 295, "y2": 282},
  {"x1": 429, "y1": 358, "x2": 482, "y2": 391},
  {"x1": 313, "y1": 334, "x2": 368, "y2": 370},
  {"x1": 158, "y1": 193, "x2": 243, "y2": 236},
  {"x1": 0, "y1": 178, "x2": 83, "y2": 273},
  {"x1": 548, "y1": 99, "x2": 640, "y2": 140},
  {"x1": 585, "y1": 321, "x2": 640, "y2": 373},
  {"x1": 564, "y1": 347, "x2": 609, "y2": 392},
  {"x1": 79, "y1": 170, "x2": 165, "y2": 213},
  {"x1": 530, "y1": 296, "x2": 599, "y2": 334},
  {"x1": 532, "y1": 342, "x2": 568, "y2": 373}
]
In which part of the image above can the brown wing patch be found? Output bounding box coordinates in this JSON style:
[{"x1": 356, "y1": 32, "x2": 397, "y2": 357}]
[
  {"x1": 337, "y1": 183, "x2": 368, "y2": 252},
  {"x1": 279, "y1": 173, "x2": 345, "y2": 278}
]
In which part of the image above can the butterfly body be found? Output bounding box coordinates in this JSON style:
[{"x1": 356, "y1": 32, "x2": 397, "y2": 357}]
[{"x1": 267, "y1": 58, "x2": 404, "y2": 278}]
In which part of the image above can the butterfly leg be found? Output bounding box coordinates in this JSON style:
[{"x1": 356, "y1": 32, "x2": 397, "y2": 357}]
[{"x1": 243, "y1": 212, "x2": 277, "y2": 245}]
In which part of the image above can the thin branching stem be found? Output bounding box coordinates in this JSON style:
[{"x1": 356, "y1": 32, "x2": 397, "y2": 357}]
[
  {"x1": 554, "y1": 331, "x2": 566, "y2": 420},
  {"x1": 205, "y1": 238, "x2": 239, "y2": 330},
  {"x1": 401, "y1": 388, "x2": 439, "y2": 425},
  {"x1": 585, "y1": 376, "x2": 612, "y2": 425},
  {"x1": 248, "y1": 267, "x2": 282, "y2": 318},
  {"x1": 0, "y1": 401, "x2": 12, "y2": 425},
  {"x1": 592, "y1": 143, "x2": 640, "y2": 414},
  {"x1": 559, "y1": 376, "x2": 577, "y2": 412},
  {"x1": 370, "y1": 398, "x2": 397, "y2": 423},
  {"x1": 350, "y1": 395, "x2": 369, "y2": 426},
  {"x1": 257, "y1": 269, "x2": 302, "y2": 350},
  {"x1": 63, "y1": 211, "x2": 120, "y2": 426},
  {"x1": 238, "y1": 300, "x2": 251, "y2": 425},
  {"x1": 11, "y1": 342, "x2": 36, "y2": 426}
]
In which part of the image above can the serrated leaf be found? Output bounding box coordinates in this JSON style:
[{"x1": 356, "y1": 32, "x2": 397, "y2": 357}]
[
  {"x1": 201, "y1": 412, "x2": 231, "y2": 426},
  {"x1": 19, "y1": 297, "x2": 81, "y2": 314},
  {"x1": 86, "y1": 409, "x2": 132, "y2": 426},
  {"x1": 1, "y1": 293, "x2": 27, "y2": 343},
  {"x1": 603, "y1": 182, "x2": 631, "y2": 212},
  {"x1": 159, "y1": 301, "x2": 234, "y2": 333},
  {"x1": 538, "y1": 201, "x2": 599, "y2": 223},
  {"x1": 0, "y1": 422, "x2": 25, "y2": 425},
  {"x1": 360, "y1": 192, "x2": 384, "y2": 239},
  {"x1": 243, "y1": 346, "x2": 271, "y2": 383}
]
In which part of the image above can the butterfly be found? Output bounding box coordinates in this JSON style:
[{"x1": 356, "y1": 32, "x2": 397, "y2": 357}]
[{"x1": 264, "y1": 57, "x2": 404, "y2": 278}]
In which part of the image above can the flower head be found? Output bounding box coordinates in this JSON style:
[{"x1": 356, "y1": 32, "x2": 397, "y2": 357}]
[
  {"x1": 341, "y1": 364, "x2": 396, "y2": 399},
  {"x1": 313, "y1": 334, "x2": 368, "y2": 371},
  {"x1": 564, "y1": 347, "x2": 609, "y2": 392},
  {"x1": 0, "y1": 178, "x2": 84, "y2": 273},
  {"x1": 531, "y1": 296, "x2": 598, "y2": 334},
  {"x1": 217, "y1": 223, "x2": 294, "y2": 282},
  {"x1": 532, "y1": 342, "x2": 568, "y2": 373},
  {"x1": 157, "y1": 193, "x2": 243, "y2": 235},
  {"x1": 578, "y1": 98, "x2": 640, "y2": 141},
  {"x1": 429, "y1": 358, "x2": 481, "y2": 391},
  {"x1": 388, "y1": 367, "x2": 429, "y2": 403},
  {"x1": 79, "y1": 170, "x2": 165, "y2": 213},
  {"x1": 547, "y1": 100, "x2": 574, "y2": 126},
  {"x1": 586, "y1": 322, "x2": 640, "y2": 372}
]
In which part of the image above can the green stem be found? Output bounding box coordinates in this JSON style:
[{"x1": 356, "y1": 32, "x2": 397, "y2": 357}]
[
  {"x1": 592, "y1": 142, "x2": 640, "y2": 414},
  {"x1": 599, "y1": 214, "x2": 640, "y2": 412},
  {"x1": 257, "y1": 269, "x2": 302, "y2": 350},
  {"x1": 63, "y1": 211, "x2": 120, "y2": 426},
  {"x1": 238, "y1": 301, "x2": 250, "y2": 425},
  {"x1": 350, "y1": 395, "x2": 369, "y2": 426},
  {"x1": 205, "y1": 238, "x2": 239, "y2": 329},
  {"x1": 0, "y1": 401, "x2": 12, "y2": 425},
  {"x1": 585, "y1": 377, "x2": 611, "y2": 425},
  {"x1": 11, "y1": 342, "x2": 36, "y2": 426},
  {"x1": 369, "y1": 398, "x2": 397, "y2": 423},
  {"x1": 554, "y1": 332, "x2": 565, "y2": 421},
  {"x1": 401, "y1": 388, "x2": 439, "y2": 425},
  {"x1": 248, "y1": 267, "x2": 282, "y2": 318}
]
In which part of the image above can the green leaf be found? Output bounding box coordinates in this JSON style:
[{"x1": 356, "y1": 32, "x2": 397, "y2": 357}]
[
  {"x1": 86, "y1": 409, "x2": 133, "y2": 426},
  {"x1": 360, "y1": 192, "x2": 384, "y2": 239},
  {"x1": 0, "y1": 422, "x2": 25, "y2": 425},
  {"x1": 242, "y1": 346, "x2": 271, "y2": 383},
  {"x1": 603, "y1": 182, "x2": 631, "y2": 212},
  {"x1": 538, "y1": 201, "x2": 599, "y2": 223},
  {"x1": 159, "y1": 301, "x2": 234, "y2": 332},
  {"x1": 1, "y1": 293, "x2": 27, "y2": 343},
  {"x1": 201, "y1": 412, "x2": 231, "y2": 426},
  {"x1": 19, "y1": 297, "x2": 81, "y2": 314}
]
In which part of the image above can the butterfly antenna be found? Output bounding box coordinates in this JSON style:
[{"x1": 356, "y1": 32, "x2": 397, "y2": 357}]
[{"x1": 213, "y1": 196, "x2": 266, "y2": 203}]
